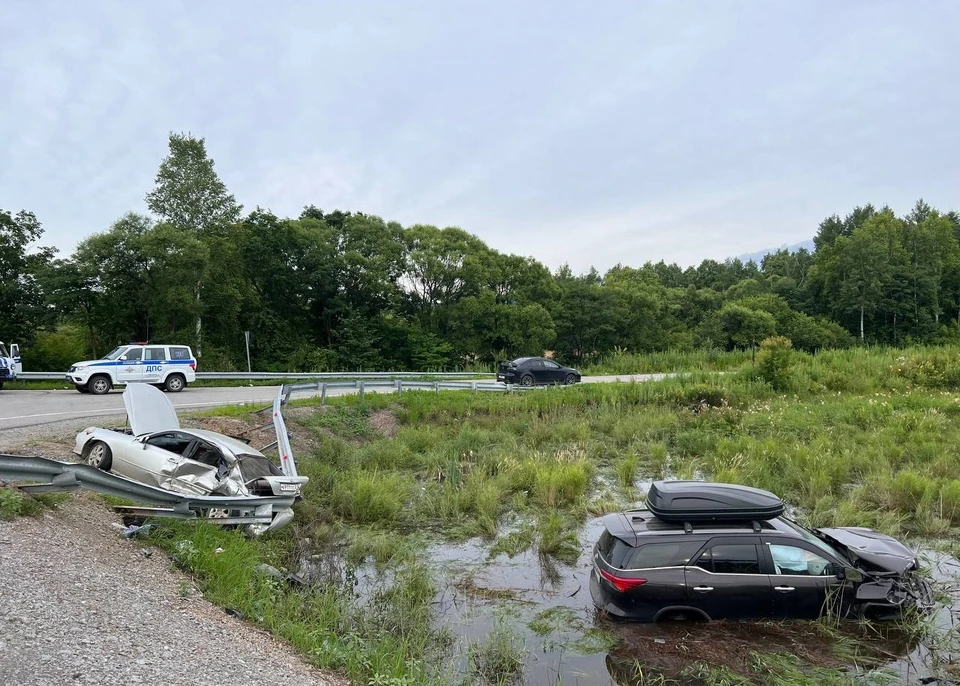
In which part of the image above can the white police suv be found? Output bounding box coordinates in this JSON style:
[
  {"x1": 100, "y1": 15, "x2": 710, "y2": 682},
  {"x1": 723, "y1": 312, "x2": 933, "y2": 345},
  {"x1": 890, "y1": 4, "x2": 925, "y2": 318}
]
[{"x1": 66, "y1": 343, "x2": 197, "y2": 395}]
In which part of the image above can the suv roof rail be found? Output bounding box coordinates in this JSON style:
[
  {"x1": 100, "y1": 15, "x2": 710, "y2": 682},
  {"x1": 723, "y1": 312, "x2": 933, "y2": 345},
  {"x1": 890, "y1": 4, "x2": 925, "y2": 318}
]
[
  {"x1": 678, "y1": 519, "x2": 764, "y2": 534},
  {"x1": 624, "y1": 509, "x2": 771, "y2": 534}
]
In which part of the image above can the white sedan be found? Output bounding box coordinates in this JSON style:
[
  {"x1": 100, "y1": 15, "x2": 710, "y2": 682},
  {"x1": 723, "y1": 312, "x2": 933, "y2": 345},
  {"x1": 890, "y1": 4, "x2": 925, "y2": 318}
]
[{"x1": 74, "y1": 384, "x2": 308, "y2": 533}]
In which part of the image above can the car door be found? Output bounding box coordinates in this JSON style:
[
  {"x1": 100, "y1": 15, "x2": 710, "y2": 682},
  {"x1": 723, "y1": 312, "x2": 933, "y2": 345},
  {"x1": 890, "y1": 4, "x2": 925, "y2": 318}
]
[
  {"x1": 116, "y1": 431, "x2": 194, "y2": 486},
  {"x1": 528, "y1": 359, "x2": 549, "y2": 384},
  {"x1": 142, "y1": 346, "x2": 168, "y2": 384},
  {"x1": 683, "y1": 537, "x2": 774, "y2": 619},
  {"x1": 541, "y1": 359, "x2": 565, "y2": 383},
  {"x1": 115, "y1": 347, "x2": 144, "y2": 384},
  {"x1": 762, "y1": 538, "x2": 847, "y2": 619}
]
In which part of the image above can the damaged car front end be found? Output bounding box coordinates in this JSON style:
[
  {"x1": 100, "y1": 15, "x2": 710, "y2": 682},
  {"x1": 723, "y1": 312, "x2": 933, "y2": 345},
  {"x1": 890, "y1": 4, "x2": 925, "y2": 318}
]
[
  {"x1": 816, "y1": 526, "x2": 935, "y2": 619},
  {"x1": 73, "y1": 384, "x2": 308, "y2": 535}
]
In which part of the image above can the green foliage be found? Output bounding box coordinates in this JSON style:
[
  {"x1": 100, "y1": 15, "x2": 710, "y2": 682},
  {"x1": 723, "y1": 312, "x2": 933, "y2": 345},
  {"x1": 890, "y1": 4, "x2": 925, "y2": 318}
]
[
  {"x1": 0, "y1": 208, "x2": 56, "y2": 345},
  {"x1": 17, "y1": 132, "x2": 960, "y2": 374},
  {"x1": 145, "y1": 132, "x2": 242, "y2": 234},
  {"x1": 0, "y1": 487, "x2": 64, "y2": 519},
  {"x1": 755, "y1": 336, "x2": 794, "y2": 390},
  {"x1": 889, "y1": 350, "x2": 960, "y2": 389},
  {"x1": 467, "y1": 617, "x2": 527, "y2": 685},
  {"x1": 20, "y1": 324, "x2": 90, "y2": 371}
]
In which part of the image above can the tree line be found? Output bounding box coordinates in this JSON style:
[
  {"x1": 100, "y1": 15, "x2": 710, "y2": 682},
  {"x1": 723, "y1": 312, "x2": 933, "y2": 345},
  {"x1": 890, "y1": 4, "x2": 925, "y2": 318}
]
[{"x1": 3, "y1": 133, "x2": 959, "y2": 372}]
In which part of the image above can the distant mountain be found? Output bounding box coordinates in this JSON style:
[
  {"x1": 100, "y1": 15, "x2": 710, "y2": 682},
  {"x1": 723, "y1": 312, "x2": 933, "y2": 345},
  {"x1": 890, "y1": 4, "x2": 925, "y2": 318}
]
[{"x1": 736, "y1": 239, "x2": 815, "y2": 265}]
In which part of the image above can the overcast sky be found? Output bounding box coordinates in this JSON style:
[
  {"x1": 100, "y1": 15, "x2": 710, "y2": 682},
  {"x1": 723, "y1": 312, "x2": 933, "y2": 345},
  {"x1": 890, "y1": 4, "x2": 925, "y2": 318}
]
[{"x1": 2, "y1": 1, "x2": 958, "y2": 271}]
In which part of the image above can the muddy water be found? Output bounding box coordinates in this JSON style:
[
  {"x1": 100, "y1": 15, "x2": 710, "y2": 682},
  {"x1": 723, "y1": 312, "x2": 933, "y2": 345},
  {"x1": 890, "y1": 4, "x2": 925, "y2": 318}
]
[
  {"x1": 298, "y1": 514, "x2": 960, "y2": 684},
  {"x1": 422, "y1": 519, "x2": 959, "y2": 685}
]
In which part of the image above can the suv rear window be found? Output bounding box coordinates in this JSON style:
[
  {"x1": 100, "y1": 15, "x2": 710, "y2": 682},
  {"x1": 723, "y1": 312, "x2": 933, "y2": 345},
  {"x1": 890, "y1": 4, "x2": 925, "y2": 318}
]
[
  {"x1": 597, "y1": 531, "x2": 634, "y2": 569},
  {"x1": 626, "y1": 541, "x2": 704, "y2": 569},
  {"x1": 170, "y1": 346, "x2": 192, "y2": 360}
]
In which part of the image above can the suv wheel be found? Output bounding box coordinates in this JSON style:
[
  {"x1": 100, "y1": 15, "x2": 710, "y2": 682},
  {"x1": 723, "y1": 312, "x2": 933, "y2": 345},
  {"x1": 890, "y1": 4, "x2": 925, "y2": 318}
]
[
  {"x1": 164, "y1": 374, "x2": 185, "y2": 393},
  {"x1": 89, "y1": 375, "x2": 111, "y2": 395}
]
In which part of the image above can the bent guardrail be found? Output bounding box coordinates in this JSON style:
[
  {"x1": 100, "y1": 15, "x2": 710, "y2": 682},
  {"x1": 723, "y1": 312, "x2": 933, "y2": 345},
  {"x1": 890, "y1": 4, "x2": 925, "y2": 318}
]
[{"x1": 0, "y1": 453, "x2": 296, "y2": 513}]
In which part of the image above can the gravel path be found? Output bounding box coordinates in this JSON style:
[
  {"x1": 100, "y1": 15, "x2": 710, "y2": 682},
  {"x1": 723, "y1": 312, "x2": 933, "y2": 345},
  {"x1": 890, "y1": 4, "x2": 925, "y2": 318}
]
[
  {"x1": 0, "y1": 410, "x2": 346, "y2": 685},
  {"x1": 0, "y1": 496, "x2": 344, "y2": 686}
]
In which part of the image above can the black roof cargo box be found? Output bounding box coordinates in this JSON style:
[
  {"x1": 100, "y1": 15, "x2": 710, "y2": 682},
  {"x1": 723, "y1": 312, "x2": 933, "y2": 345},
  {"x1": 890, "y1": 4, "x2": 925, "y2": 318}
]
[{"x1": 646, "y1": 480, "x2": 785, "y2": 522}]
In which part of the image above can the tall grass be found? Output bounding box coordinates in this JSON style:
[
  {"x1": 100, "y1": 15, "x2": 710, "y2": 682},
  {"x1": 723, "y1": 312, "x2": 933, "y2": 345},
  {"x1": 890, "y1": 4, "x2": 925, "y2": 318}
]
[{"x1": 149, "y1": 343, "x2": 960, "y2": 684}]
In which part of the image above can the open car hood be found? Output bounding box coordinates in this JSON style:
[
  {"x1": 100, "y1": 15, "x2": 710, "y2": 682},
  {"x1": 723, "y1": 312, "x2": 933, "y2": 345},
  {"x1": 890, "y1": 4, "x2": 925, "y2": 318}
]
[
  {"x1": 817, "y1": 526, "x2": 918, "y2": 574},
  {"x1": 123, "y1": 383, "x2": 181, "y2": 436}
]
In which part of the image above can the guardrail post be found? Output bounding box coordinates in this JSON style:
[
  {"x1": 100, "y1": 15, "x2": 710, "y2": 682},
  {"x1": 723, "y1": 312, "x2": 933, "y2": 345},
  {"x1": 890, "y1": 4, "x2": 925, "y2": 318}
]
[
  {"x1": 283, "y1": 386, "x2": 293, "y2": 405},
  {"x1": 472, "y1": 381, "x2": 477, "y2": 392},
  {"x1": 320, "y1": 383, "x2": 327, "y2": 406},
  {"x1": 359, "y1": 380, "x2": 365, "y2": 400},
  {"x1": 434, "y1": 381, "x2": 439, "y2": 393},
  {"x1": 396, "y1": 379, "x2": 402, "y2": 396}
]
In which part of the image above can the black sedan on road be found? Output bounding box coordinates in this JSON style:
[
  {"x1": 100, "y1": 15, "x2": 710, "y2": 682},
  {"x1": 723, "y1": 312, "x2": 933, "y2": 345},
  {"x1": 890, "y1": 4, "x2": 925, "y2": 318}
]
[{"x1": 497, "y1": 357, "x2": 581, "y2": 386}]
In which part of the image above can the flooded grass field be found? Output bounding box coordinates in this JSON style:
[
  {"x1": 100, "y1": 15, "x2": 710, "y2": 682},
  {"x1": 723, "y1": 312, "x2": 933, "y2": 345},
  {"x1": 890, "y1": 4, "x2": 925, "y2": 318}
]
[{"x1": 148, "y1": 347, "x2": 960, "y2": 684}]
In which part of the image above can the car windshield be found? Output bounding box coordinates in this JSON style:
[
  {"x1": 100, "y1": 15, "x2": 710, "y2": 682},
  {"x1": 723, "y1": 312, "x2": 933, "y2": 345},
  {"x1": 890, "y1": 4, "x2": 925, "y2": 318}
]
[
  {"x1": 0, "y1": 344, "x2": 8, "y2": 358},
  {"x1": 103, "y1": 347, "x2": 128, "y2": 360},
  {"x1": 779, "y1": 516, "x2": 849, "y2": 560}
]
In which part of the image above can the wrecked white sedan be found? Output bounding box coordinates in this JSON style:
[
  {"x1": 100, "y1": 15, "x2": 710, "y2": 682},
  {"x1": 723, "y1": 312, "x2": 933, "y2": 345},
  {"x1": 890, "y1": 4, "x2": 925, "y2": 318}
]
[{"x1": 74, "y1": 384, "x2": 308, "y2": 533}]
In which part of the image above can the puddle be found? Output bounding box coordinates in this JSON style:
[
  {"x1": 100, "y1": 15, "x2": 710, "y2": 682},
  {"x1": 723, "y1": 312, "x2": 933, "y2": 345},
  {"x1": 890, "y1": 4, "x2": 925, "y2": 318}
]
[
  {"x1": 296, "y1": 517, "x2": 960, "y2": 684},
  {"x1": 435, "y1": 524, "x2": 958, "y2": 683}
]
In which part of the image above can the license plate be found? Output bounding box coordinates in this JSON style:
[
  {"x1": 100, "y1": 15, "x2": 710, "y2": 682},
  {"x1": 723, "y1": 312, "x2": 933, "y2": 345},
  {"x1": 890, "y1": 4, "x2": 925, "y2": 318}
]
[{"x1": 280, "y1": 483, "x2": 300, "y2": 492}]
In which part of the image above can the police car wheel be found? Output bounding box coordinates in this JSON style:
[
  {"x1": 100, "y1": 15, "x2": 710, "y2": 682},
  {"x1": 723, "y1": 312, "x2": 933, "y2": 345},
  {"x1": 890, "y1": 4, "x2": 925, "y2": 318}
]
[
  {"x1": 89, "y1": 375, "x2": 111, "y2": 395},
  {"x1": 165, "y1": 374, "x2": 185, "y2": 392}
]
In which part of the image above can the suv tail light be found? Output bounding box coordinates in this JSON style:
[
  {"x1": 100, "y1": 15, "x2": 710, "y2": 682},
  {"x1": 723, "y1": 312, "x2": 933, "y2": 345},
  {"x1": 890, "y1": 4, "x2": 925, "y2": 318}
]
[
  {"x1": 189, "y1": 362, "x2": 196, "y2": 371},
  {"x1": 598, "y1": 568, "x2": 647, "y2": 592}
]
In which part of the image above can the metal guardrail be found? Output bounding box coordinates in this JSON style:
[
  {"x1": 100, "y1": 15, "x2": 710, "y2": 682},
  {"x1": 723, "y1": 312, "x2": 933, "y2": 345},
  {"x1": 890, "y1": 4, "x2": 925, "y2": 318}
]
[
  {"x1": 18, "y1": 370, "x2": 495, "y2": 382},
  {"x1": 280, "y1": 378, "x2": 563, "y2": 404},
  {"x1": 0, "y1": 453, "x2": 297, "y2": 513}
]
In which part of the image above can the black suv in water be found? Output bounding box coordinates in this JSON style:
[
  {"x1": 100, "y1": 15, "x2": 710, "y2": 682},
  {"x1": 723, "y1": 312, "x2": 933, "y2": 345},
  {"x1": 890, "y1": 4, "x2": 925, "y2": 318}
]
[{"x1": 590, "y1": 481, "x2": 932, "y2": 622}]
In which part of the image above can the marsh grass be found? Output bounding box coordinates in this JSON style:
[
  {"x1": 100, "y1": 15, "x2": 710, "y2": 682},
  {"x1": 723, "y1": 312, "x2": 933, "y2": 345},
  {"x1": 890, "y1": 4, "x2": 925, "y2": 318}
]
[
  {"x1": 150, "y1": 344, "x2": 960, "y2": 684},
  {"x1": 467, "y1": 617, "x2": 527, "y2": 685},
  {"x1": 149, "y1": 521, "x2": 450, "y2": 685}
]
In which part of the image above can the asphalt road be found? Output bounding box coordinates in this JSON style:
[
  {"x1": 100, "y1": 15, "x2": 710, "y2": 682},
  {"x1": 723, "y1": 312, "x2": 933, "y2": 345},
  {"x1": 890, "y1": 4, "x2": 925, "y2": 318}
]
[{"x1": 0, "y1": 373, "x2": 671, "y2": 432}]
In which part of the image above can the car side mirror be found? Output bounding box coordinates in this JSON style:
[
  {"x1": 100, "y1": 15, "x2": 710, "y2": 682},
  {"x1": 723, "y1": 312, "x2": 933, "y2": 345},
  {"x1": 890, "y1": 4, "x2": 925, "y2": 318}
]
[{"x1": 838, "y1": 566, "x2": 864, "y2": 583}]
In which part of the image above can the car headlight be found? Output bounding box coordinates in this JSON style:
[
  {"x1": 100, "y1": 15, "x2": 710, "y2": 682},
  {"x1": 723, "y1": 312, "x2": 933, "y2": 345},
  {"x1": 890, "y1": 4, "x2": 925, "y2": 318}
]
[{"x1": 74, "y1": 365, "x2": 88, "y2": 371}]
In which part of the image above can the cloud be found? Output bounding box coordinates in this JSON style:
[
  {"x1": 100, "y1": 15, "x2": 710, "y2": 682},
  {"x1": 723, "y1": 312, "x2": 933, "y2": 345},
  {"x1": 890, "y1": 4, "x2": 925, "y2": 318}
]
[{"x1": 1, "y1": 0, "x2": 957, "y2": 271}]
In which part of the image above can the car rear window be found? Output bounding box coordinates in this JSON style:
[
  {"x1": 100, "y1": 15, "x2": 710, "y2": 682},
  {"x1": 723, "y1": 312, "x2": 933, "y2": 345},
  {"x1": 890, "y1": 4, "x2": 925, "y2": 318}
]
[
  {"x1": 626, "y1": 541, "x2": 704, "y2": 569},
  {"x1": 597, "y1": 531, "x2": 634, "y2": 569},
  {"x1": 169, "y1": 346, "x2": 192, "y2": 360}
]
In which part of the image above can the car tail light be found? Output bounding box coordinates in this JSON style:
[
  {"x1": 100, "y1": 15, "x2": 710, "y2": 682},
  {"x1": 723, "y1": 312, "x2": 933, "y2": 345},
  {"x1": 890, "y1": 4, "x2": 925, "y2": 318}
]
[
  {"x1": 189, "y1": 362, "x2": 196, "y2": 371},
  {"x1": 598, "y1": 567, "x2": 647, "y2": 592}
]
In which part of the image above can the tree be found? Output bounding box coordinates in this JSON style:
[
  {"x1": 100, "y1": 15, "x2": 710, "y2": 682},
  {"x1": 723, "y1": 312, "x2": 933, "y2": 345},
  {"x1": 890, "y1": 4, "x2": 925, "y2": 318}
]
[
  {"x1": 145, "y1": 133, "x2": 242, "y2": 234},
  {"x1": 0, "y1": 209, "x2": 56, "y2": 344},
  {"x1": 146, "y1": 132, "x2": 242, "y2": 355},
  {"x1": 711, "y1": 303, "x2": 776, "y2": 363},
  {"x1": 838, "y1": 213, "x2": 905, "y2": 342}
]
